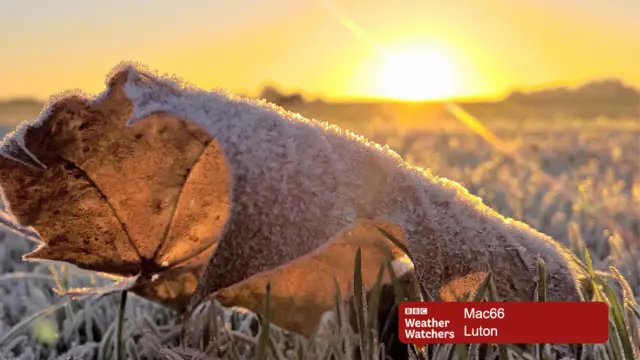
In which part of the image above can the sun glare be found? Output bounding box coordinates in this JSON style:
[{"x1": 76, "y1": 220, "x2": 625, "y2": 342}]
[{"x1": 378, "y1": 48, "x2": 459, "y2": 101}]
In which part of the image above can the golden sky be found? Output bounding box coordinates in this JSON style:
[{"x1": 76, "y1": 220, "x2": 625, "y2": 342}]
[{"x1": 1, "y1": 0, "x2": 639, "y2": 101}]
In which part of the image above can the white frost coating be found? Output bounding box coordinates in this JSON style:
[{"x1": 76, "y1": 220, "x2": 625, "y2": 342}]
[
  {"x1": 0, "y1": 85, "x2": 117, "y2": 171},
  {"x1": 108, "y1": 61, "x2": 583, "y2": 313},
  {"x1": 0, "y1": 122, "x2": 49, "y2": 217},
  {"x1": 0, "y1": 208, "x2": 40, "y2": 242},
  {"x1": 318, "y1": 309, "x2": 338, "y2": 333},
  {"x1": 0, "y1": 122, "x2": 47, "y2": 170},
  {"x1": 391, "y1": 256, "x2": 414, "y2": 278}
]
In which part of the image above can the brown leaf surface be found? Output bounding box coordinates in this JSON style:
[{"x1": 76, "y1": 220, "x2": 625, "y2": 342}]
[
  {"x1": 211, "y1": 219, "x2": 408, "y2": 337},
  {"x1": 0, "y1": 70, "x2": 230, "y2": 310}
]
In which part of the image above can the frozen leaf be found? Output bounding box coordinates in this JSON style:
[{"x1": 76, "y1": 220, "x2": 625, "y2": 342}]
[
  {"x1": 0, "y1": 69, "x2": 231, "y2": 310},
  {"x1": 0, "y1": 62, "x2": 587, "y2": 350}
]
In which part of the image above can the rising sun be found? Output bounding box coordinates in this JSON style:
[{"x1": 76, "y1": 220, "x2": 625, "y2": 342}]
[{"x1": 378, "y1": 48, "x2": 458, "y2": 101}]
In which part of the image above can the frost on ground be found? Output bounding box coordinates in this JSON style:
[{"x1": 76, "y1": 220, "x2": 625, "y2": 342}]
[{"x1": 0, "y1": 97, "x2": 638, "y2": 359}]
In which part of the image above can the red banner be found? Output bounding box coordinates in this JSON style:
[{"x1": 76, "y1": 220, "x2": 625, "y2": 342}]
[{"x1": 398, "y1": 302, "x2": 608, "y2": 345}]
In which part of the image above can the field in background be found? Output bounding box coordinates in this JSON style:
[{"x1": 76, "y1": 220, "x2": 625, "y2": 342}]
[{"x1": 0, "y1": 102, "x2": 638, "y2": 359}]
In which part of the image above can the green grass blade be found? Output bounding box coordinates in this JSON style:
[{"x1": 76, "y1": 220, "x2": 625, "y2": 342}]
[
  {"x1": 255, "y1": 280, "x2": 272, "y2": 360},
  {"x1": 487, "y1": 273, "x2": 501, "y2": 302},
  {"x1": 333, "y1": 277, "x2": 343, "y2": 331},
  {"x1": 503, "y1": 343, "x2": 529, "y2": 358},
  {"x1": 467, "y1": 344, "x2": 480, "y2": 360},
  {"x1": 485, "y1": 275, "x2": 510, "y2": 360},
  {"x1": 535, "y1": 256, "x2": 547, "y2": 303},
  {"x1": 581, "y1": 343, "x2": 595, "y2": 360},
  {"x1": 568, "y1": 222, "x2": 586, "y2": 262},
  {"x1": 470, "y1": 272, "x2": 492, "y2": 302},
  {"x1": 455, "y1": 343, "x2": 469, "y2": 360},
  {"x1": 584, "y1": 249, "x2": 605, "y2": 302},
  {"x1": 380, "y1": 241, "x2": 408, "y2": 302},
  {"x1": 412, "y1": 344, "x2": 428, "y2": 360},
  {"x1": 498, "y1": 345, "x2": 509, "y2": 360},
  {"x1": 609, "y1": 266, "x2": 640, "y2": 356},
  {"x1": 115, "y1": 290, "x2": 128, "y2": 360},
  {"x1": 352, "y1": 247, "x2": 369, "y2": 358},
  {"x1": 602, "y1": 281, "x2": 635, "y2": 359},
  {"x1": 377, "y1": 226, "x2": 411, "y2": 257},
  {"x1": 84, "y1": 298, "x2": 94, "y2": 343},
  {"x1": 434, "y1": 343, "x2": 455, "y2": 360},
  {"x1": 329, "y1": 337, "x2": 347, "y2": 360},
  {"x1": 535, "y1": 256, "x2": 547, "y2": 359},
  {"x1": 367, "y1": 263, "x2": 386, "y2": 342},
  {"x1": 606, "y1": 319, "x2": 623, "y2": 360},
  {"x1": 98, "y1": 321, "x2": 116, "y2": 360},
  {"x1": 418, "y1": 282, "x2": 433, "y2": 302}
]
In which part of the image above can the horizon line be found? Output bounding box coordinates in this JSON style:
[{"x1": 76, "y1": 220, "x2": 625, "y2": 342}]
[{"x1": 1, "y1": 76, "x2": 638, "y2": 104}]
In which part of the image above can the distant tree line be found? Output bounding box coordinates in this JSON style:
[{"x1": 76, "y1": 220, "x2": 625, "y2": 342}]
[
  {"x1": 257, "y1": 86, "x2": 306, "y2": 107},
  {"x1": 498, "y1": 79, "x2": 639, "y2": 119},
  {"x1": 504, "y1": 79, "x2": 638, "y2": 106}
]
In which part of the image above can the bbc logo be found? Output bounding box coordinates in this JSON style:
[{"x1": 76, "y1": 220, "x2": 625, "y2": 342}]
[{"x1": 404, "y1": 307, "x2": 428, "y2": 315}]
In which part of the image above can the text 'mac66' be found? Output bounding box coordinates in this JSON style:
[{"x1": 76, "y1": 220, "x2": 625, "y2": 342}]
[{"x1": 398, "y1": 302, "x2": 609, "y2": 345}]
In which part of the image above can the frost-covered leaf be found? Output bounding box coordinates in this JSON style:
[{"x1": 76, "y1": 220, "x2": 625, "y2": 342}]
[{"x1": 0, "y1": 69, "x2": 231, "y2": 310}]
